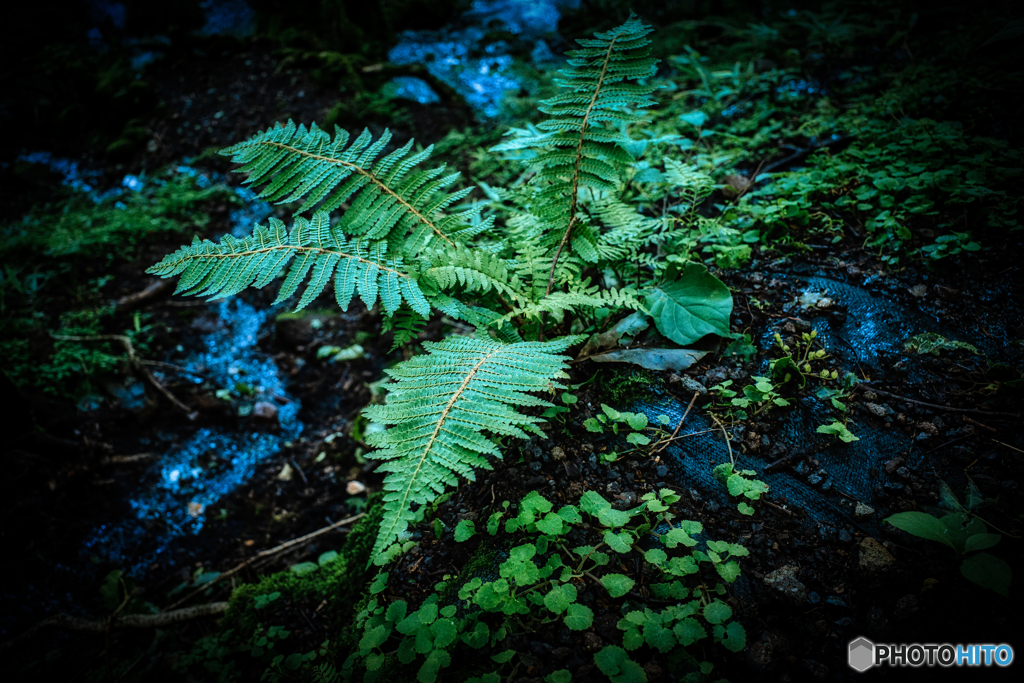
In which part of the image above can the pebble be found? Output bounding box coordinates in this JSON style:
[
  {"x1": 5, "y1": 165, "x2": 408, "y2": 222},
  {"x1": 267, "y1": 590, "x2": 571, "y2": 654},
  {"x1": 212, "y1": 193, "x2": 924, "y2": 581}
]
[
  {"x1": 346, "y1": 480, "x2": 366, "y2": 495},
  {"x1": 839, "y1": 529, "x2": 853, "y2": 543},
  {"x1": 764, "y1": 565, "x2": 809, "y2": 603},
  {"x1": 656, "y1": 465, "x2": 668, "y2": 478},
  {"x1": 551, "y1": 446, "x2": 566, "y2": 461},
  {"x1": 253, "y1": 401, "x2": 279, "y2": 421},
  {"x1": 670, "y1": 374, "x2": 707, "y2": 395},
  {"x1": 859, "y1": 537, "x2": 896, "y2": 572},
  {"x1": 909, "y1": 284, "x2": 928, "y2": 298},
  {"x1": 865, "y1": 402, "x2": 887, "y2": 417}
]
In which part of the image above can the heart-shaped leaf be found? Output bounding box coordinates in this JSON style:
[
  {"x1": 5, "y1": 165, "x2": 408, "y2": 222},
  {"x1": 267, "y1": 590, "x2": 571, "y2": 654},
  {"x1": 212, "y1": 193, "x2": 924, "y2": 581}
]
[{"x1": 645, "y1": 263, "x2": 732, "y2": 345}]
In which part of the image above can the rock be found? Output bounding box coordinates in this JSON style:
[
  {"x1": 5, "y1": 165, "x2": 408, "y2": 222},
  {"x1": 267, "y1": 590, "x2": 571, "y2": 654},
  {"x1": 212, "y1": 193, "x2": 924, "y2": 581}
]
[
  {"x1": 816, "y1": 297, "x2": 833, "y2": 309},
  {"x1": 884, "y1": 456, "x2": 904, "y2": 475},
  {"x1": 865, "y1": 402, "x2": 887, "y2": 417},
  {"x1": 918, "y1": 421, "x2": 938, "y2": 435},
  {"x1": 859, "y1": 537, "x2": 896, "y2": 572},
  {"x1": 670, "y1": 374, "x2": 707, "y2": 395},
  {"x1": 764, "y1": 565, "x2": 809, "y2": 603},
  {"x1": 583, "y1": 632, "x2": 603, "y2": 651},
  {"x1": 703, "y1": 366, "x2": 729, "y2": 387},
  {"x1": 551, "y1": 446, "x2": 566, "y2": 461},
  {"x1": 745, "y1": 431, "x2": 760, "y2": 452},
  {"x1": 346, "y1": 480, "x2": 366, "y2": 495},
  {"x1": 277, "y1": 463, "x2": 293, "y2": 481},
  {"x1": 253, "y1": 401, "x2": 279, "y2": 421},
  {"x1": 851, "y1": 505, "x2": 876, "y2": 520},
  {"x1": 909, "y1": 284, "x2": 928, "y2": 298}
]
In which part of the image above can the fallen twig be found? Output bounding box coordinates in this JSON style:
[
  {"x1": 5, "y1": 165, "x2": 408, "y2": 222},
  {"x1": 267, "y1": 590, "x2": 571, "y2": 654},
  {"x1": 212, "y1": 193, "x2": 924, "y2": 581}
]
[
  {"x1": 858, "y1": 383, "x2": 1020, "y2": 418},
  {"x1": 165, "y1": 512, "x2": 365, "y2": 610},
  {"x1": 652, "y1": 392, "x2": 700, "y2": 455},
  {"x1": 51, "y1": 334, "x2": 196, "y2": 418},
  {"x1": 0, "y1": 602, "x2": 228, "y2": 651},
  {"x1": 115, "y1": 279, "x2": 174, "y2": 311}
]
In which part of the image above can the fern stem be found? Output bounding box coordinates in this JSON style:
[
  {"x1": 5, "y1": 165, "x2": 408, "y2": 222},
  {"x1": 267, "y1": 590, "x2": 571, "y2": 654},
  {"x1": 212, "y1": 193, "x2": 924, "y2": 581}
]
[
  {"x1": 544, "y1": 32, "x2": 621, "y2": 299},
  {"x1": 259, "y1": 141, "x2": 456, "y2": 247},
  {"x1": 158, "y1": 244, "x2": 413, "y2": 280}
]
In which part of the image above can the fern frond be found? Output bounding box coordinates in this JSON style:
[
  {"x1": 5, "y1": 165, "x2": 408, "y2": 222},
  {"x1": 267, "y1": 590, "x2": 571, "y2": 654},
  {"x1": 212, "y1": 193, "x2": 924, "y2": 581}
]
[
  {"x1": 501, "y1": 285, "x2": 646, "y2": 325},
  {"x1": 147, "y1": 212, "x2": 431, "y2": 316},
  {"x1": 424, "y1": 243, "x2": 526, "y2": 302},
  {"x1": 491, "y1": 15, "x2": 657, "y2": 264},
  {"x1": 363, "y1": 335, "x2": 580, "y2": 559},
  {"x1": 221, "y1": 121, "x2": 487, "y2": 254},
  {"x1": 384, "y1": 306, "x2": 428, "y2": 351}
]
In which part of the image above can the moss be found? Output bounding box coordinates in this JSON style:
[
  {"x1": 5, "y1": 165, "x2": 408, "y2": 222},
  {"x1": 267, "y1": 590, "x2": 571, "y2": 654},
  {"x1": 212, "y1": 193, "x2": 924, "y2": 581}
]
[
  {"x1": 602, "y1": 368, "x2": 664, "y2": 404},
  {"x1": 221, "y1": 494, "x2": 383, "y2": 635}
]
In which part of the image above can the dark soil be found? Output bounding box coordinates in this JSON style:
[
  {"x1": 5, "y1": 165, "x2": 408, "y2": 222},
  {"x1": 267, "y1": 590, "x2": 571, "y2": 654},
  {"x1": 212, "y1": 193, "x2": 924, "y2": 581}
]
[{"x1": 2, "y1": 5, "x2": 1023, "y2": 683}]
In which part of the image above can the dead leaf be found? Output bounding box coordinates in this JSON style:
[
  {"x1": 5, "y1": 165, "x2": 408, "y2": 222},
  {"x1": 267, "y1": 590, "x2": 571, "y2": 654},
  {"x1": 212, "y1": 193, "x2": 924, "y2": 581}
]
[{"x1": 589, "y1": 347, "x2": 707, "y2": 371}]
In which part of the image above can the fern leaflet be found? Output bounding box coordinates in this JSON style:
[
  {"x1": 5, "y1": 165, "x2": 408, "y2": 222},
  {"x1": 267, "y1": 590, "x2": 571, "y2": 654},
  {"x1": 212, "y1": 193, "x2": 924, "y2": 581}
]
[
  {"x1": 147, "y1": 212, "x2": 431, "y2": 316},
  {"x1": 222, "y1": 122, "x2": 490, "y2": 255},
  {"x1": 363, "y1": 336, "x2": 579, "y2": 560}
]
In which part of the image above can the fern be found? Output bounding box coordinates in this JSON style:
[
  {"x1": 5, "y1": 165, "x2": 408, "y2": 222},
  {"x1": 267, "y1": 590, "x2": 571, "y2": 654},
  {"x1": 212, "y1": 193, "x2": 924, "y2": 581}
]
[
  {"x1": 363, "y1": 335, "x2": 579, "y2": 560},
  {"x1": 146, "y1": 17, "x2": 734, "y2": 566},
  {"x1": 384, "y1": 306, "x2": 428, "y2": 351},
  {"x1": 491, "y1": 15, "x2": 657, "y2": 273},
  {"x1": 221, "y1": 122, "x2": 490, "y2": 255},
  {"x1": 147, "y1": 212, "x2": 431, "y2": 316}
]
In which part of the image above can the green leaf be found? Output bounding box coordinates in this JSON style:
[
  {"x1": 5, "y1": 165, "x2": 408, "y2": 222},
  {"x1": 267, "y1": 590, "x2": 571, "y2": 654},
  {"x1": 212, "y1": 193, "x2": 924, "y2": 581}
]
[
  {"x1": 717, "y1": 621, "x2": 747, "y2": 653},
  {"x1": 603, "y1": 529, "x2": 633, "y2": 554},
  {"x1": 594, "y1": 646, "x2": 647, "y2": 683},
  {"x1": 601, "y1": 573, "x2": 636, "y2": 598},
  {"x1": 965, "y1": 533, "x2": 1001, "y2": 553},
  {"x1": 318, "y1": 550, "x2": 339, "y2": 566},
  {"x1": 386, "y1": 600, "x2": 408, "y2": 624},
  {"x1": 431, "y1": 619, "x2": 458, "y2": 649},
  {"x1": 359, "y1": 625, "x2": 389, "y2": 651},
  {"x1": 960, "y1": 552, "x2": 1011, "y2": 596},
  {"x1": 461, "y1": 621, "x2": 489, "y2": 648},
  {"x1": 644, "y1": 548, "x2": 668, "y2": 565},
  {"x1": 536, "y1": 512, "x2": 566, "y2": 535},
  {"x1": 644, "y1": 263, "x2": 732, "y2": 345},
  {"x1": 491, "y1": 650, "x2": 516, "y2": 663},
  {"x1": 557, "y1": 505, "x2": 583, "y2": 525},
  {"x1": 418, "y1": 649, "x2": 452, "y2": 683},
  {"x1": 583, "y1": 418, "x2": 604, "y2": 433},
  {"x1": 716, "y1": 561, "x2": 742, "y2": 583},
  {"x1": 663, "y1": 528, "x2": 697, "y2": 548},
  {"x1": 666, "y1": 556, "x2": 698, "y2": 576},
  {"x1": 673, "y1": 618, "x2": 707, "y2": 646},
  {"x1": 564, "y1": 603, "x2": 594, "y2": 630},
  {"x1": 703, "y1": 599, "x2": 733, "y2": 625},
  {"x1": 643, "y1": 622, "x2": 676, "y2": 653},
  {"x1": 737, "y1": 502, "x2": 755, "y2": 516},
  {"x1": 580, "y1": 491, "x2": 612, "y2": 516},
  {"x1": 454, "y1": 520, "x2": 476, "y2": 542},
  {"x1": 624, "y1": 413, "x2": 648, "y2": 430},
  {"x1": 486, "y1": 512, "x2": 503, "y2": 536},
  {"x1": 545, "y1": 670, "x2": 572, "y2": 683},
  {"x1": 289, "y1": 562, "x2": 319, "y2": 576},
  {"x1": 597, "y1": 507, "x2": 632, "y2": 528},
  {"x1": 885, "y1": 512, "x2": 959, "y2": 551},
  {"x1": 626, "y1": 432, "x2": 652, "y2": 446},
  {"x1": 544, "y1": 584, "x2": 578, "y2": 614}
]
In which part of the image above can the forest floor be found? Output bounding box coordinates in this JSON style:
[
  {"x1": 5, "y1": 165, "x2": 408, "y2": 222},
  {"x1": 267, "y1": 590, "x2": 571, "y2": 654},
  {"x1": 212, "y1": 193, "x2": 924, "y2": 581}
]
[{"x1": 2, "y1": 2, "x2": 1023, "y2": 682}]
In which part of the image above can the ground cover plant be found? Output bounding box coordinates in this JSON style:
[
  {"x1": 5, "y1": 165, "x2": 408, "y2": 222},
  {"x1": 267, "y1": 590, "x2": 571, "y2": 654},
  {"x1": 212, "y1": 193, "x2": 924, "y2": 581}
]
[{"x1": 3, "y1": 1, "x2": 1023, "y2": 682}]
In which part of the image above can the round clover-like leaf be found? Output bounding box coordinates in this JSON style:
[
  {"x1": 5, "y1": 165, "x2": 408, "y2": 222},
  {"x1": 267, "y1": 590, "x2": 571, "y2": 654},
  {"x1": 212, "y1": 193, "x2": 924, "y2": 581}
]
[
  {"x1": 564, "y1": 603, "x2": 594, "y2": 630},
  {"x1": 601, "y1": 573, "x2": 636, "y2": 598},
  {"x1": 454, "y1": 520, "x2": 476, "y2": 542},
  {"x1": 645, "y1": 263, "x2": 732, "y2": 345},
  {"x1": 703, "y1": 599, "x2": 733, "y2": 625}
]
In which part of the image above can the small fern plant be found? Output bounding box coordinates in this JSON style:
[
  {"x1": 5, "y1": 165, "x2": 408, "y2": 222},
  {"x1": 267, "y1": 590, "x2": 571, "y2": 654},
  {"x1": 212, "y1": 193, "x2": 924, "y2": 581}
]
[{"x1": 149, "y1": 15, "x2": 733, "y2": 564}]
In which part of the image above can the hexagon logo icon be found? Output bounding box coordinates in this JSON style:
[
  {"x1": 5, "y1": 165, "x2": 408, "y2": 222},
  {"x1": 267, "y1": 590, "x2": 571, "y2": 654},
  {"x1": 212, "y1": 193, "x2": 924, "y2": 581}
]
[{"x1": 848, "y1": 637, "x2": 875, "y2": 672}]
